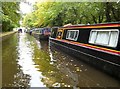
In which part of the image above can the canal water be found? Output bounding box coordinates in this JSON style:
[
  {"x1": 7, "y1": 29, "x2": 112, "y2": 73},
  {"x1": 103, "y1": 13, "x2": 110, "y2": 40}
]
[{"x1": 2, "y1": 32, "x2": 120, "y2": 88}]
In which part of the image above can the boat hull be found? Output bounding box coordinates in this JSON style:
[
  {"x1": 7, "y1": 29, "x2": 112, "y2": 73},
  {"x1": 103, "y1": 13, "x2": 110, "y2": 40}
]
[{"x1": 50, "y1": 38, "x2": 120, "y2": 79}]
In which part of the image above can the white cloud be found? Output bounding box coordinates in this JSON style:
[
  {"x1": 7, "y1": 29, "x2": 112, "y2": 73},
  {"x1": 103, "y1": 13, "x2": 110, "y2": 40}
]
[
  {"x1": 20, "y1": 2, "x2": 33, "y2": 14},
  {"x1": 20, "y1": 0, "x2": 45, "y2": 14}
]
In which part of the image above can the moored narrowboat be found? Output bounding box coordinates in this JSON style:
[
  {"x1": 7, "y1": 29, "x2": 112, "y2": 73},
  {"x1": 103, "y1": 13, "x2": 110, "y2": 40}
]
[
  {"x1": 32, "y1": 27, "x2": 51, "y2": 40},
  {"x1": 40, "y1": 27, "x2": 51, "y2": 40},
  {"x1": 32, "y1": 28, "x2": 40, "y2": 40},
  {"x1": 50, "y1": 22, "x2": 120, "y2": 79}
]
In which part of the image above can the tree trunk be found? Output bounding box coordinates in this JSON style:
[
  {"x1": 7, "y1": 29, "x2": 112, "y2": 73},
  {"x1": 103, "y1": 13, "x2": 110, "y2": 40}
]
[
  {"x1": 111, "y1": 6, "x2": 120, "y2": 21},
  {"x1": 98, "y1": 13, "x2": 104, "y2": 23},
  {"x1": 105, "y1": 2, "x2": 111, "y2": 22},
  {"x1": 91, "y1": 14, "x2": 97, "y2": 23}
]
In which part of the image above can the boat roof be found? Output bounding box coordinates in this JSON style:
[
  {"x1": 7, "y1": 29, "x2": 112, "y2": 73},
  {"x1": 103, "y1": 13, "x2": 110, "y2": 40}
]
[{"x1": 62, "y1": 22, "x2": 120, "y2": 29}]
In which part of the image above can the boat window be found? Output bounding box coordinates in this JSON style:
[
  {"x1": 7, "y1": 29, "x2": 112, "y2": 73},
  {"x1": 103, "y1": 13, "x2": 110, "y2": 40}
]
[
  {"x1": 89, "y1": 31, "x2": 97, "y2": 43},
  {"x1": 40, "y1": 30, "x2": 42, "y2": 34},
  {"x1": 95, "y1": 31, "x2": 110, "y2": 45},
  {"x1": 89, "y1": 29, "x2": 119, "y2": 47},
  {"x1": 57, "y1": 31, "x2": 62, "y2": 36},
  {"x1": 66, "y1": 30, "x2": 79, "y2": 41},
  {"x1": 109, "y1": 31, "x2": 118, "y2": 47},
  {"x1": 57, "y1": 31, "x2": 63, "y2": 39},
  {"x1": 36, "y1": 30, "x2": 39, "y2": 33}
]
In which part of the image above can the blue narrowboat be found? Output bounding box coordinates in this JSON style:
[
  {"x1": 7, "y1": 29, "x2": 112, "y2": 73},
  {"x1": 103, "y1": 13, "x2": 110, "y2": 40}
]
[{"x1": 32, "y1": 27, "x2": 51, "y2": 40}]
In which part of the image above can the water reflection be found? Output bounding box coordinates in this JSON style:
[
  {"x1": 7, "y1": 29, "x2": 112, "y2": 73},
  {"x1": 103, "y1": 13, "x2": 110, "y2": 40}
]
[
  {"x1": 2, "y1": 33, "x2": 30, "y2": 87},
  {"x1": 17, "y1": 33, "x2": 45, "y2": 87},
  {"x1": 33, "y1": 37, "x2": 120, "y2": 87},
  {"x1": 49, "y1": 46, "x2": 120, "y2": 87},
  {"x1": 32, "y1": 38, "x2": 79, "y2": 87},
  {"x1": 2, "y1": 33, "x2": 120, "y2": 88}
]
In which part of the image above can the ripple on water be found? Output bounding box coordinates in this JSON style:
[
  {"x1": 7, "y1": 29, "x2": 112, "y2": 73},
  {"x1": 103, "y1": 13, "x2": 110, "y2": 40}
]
[{"x1": 2, "y1": 33, "x2": 120, "y2": 87}]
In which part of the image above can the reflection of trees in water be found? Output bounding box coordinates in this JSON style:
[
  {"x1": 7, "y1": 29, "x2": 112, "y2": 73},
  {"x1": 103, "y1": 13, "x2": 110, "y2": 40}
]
[
  {"x1": 13, "y1": 68, "x2": 31, "y2": 87},
  {"x1": 2, "y1": 60, "x2": 31, "y2": 87},
  {"x1": 49, "y1": 47, "x2": 79, "y2": 87},
  {"x1": 2, "y1": 34, "x2": 21, "y2": 87},
  {"x1": 3, "y1": 33, "x2": 33, "y2": 87},
  {"x1": 32, "y1": 42, "x2": 79, "y2": 87}
]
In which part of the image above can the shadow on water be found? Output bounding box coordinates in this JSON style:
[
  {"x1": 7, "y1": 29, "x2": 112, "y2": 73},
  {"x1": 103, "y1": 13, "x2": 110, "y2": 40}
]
[{"x1": 2, "y1": 33, "x2": 120, "y2": 88}]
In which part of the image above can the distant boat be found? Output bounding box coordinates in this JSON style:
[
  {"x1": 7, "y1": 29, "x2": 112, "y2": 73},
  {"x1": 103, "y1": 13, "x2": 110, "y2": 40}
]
[
  {"x1": 18, "y1": 28, "x2": 22, "y2": 33},
  {"x1": 32, "y1": 27, "x2": 51, "y2": 40}
]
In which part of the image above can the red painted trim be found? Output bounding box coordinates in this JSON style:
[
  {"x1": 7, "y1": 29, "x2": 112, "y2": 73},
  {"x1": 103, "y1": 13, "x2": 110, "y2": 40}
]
[
  {"x1": 63, "y1": 24, "x2": 120, "y2": 29},
  {"x1": 53, "y1": 38, "x2": 120, "y2": 56}
]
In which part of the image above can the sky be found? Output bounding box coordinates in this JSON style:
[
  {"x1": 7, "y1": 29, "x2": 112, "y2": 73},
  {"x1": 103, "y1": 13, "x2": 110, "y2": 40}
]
[
  {"x1": 20, "y1": 0, "x2": 49, "y2": 14},
  {"x1": 20, "y1": 0, "x2": 36, "y2": 14},
  {"x1": 20, "y1": 0, "x2": 54, "y2": 14},
  {"x1": 20, "y1": 2, "x2": 32, "y2": 14}
]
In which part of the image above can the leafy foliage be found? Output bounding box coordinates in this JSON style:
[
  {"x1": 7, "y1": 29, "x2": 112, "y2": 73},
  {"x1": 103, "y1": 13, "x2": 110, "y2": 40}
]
[
  {"x1": 2, "y1": 2, "x2": 21, "y2": 32},
  {"x1": 22, "y1": 2, "x2": 120, "y2": 28}
]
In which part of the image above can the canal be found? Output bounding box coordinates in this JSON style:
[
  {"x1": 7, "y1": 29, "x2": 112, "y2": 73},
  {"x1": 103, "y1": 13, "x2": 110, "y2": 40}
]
[{"x1": 2, "y1": 32, "x2": 120, "y2": 88}]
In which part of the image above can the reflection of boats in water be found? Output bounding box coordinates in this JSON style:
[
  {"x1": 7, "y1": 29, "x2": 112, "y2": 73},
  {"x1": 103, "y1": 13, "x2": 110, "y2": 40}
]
[
  {"x1": 48, "y1": 47, "x2": 120, "y2": 87},
  {"x1": 32, "y1": 41, "x2": 120, "y2": 87},
  {"x1": 50, "y1": 22, "x2": 120, "y2": 79},
  {"x1": 32, "y1": 39, "x2": 79, "y2": 87},
  {"x1": 35, "y1": 38, "x2": 49, "y2": 52},
  {"x1": 40, "y1": 40, "x2": 48, "y2": 48}
]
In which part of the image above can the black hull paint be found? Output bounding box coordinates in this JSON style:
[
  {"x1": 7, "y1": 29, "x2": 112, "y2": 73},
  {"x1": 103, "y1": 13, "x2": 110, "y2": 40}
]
[{"x1": 50, "y1": 38, "x2": 120, "y2": 79}]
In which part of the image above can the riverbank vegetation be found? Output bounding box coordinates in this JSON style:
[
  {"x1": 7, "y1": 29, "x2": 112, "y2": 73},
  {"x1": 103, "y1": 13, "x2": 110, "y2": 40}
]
[
  {"x1": 22, "y1": 2, "x2": 120, "y2": 28},
  {"x1": 1, "y1": 2, "x2": 21, "y2": 32}
]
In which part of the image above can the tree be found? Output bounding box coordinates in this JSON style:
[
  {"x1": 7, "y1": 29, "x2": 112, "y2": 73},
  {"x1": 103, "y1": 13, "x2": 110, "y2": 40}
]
[
  {"x1": 2, "y1": 2, "x2": 21, "y2": 32},
  {"x1": 22, "y1": 2, "x2": 120, "y2": 28},
  {"x1": 104, "y1": 2, "x2": 120, "y2": 22}
]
